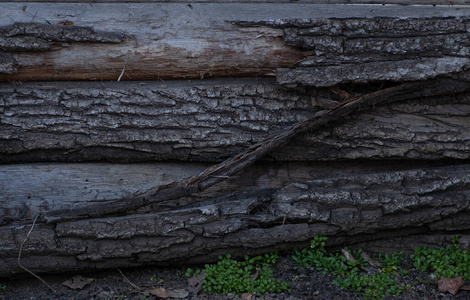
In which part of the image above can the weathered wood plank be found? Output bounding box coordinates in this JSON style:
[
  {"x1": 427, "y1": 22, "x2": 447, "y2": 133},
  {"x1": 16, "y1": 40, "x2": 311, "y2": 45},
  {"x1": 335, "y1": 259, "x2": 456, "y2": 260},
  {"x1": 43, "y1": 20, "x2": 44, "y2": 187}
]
[
  {"x1": 0, "y1": 162, "x2": 207, "y2": 224},
  {"x1": 2, "y1": 79, "x2": 470, "y2": 163},
  {"x1": 1, "y1": 3, "x2": 470, "y2": 81}
]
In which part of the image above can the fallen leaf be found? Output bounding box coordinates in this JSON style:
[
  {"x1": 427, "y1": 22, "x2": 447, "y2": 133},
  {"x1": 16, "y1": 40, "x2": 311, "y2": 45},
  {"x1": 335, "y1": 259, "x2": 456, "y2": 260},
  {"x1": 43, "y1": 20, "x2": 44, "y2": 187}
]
[
  {"x1": 62, "y1": 275, "x2": 94, "y2": 289},
  {"x1": 438, "y1": 277, "x2": 463, "y2": 295},
  {"x1": 313, "y1": 290, "x2": 320, "y2": 296},
  {"x1": 360, "y1": 251, "x2": 382, "y2": 268},
  {"x1": 187, "y1": 272, "x2": 205, "y2": 295},
  {"x1": 167, "y1": 288, "x2": 189, "y2": 298},
  {"x1": 341, "y1": 249, "x2": 357, "y2": 264},
  {"x1": 251, "y1": 268, "x2": 260, "y2": 282},
  {"x1": 363, "y1": 266, "x2": 380, "y2": 275},
  {"x1": 147, "y1": 287, "x2": 169, "y2": 298},
  {"x1": 242, "y1": 293, "x2": 253, "y2": 300}
]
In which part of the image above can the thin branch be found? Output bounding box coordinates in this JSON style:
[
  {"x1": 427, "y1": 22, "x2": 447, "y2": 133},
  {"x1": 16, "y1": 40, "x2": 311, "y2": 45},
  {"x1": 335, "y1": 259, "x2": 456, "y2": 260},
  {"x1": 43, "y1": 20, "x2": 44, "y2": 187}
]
[
  {"x1": 18, "y1": 214, "x2": 56, "y2": 293},
  {"x1": 117, "y1": 268, "x2": 141, "y2": 291},
  {"x1": 43, "y1": 78, "x2": 470, "y2": 223},
  {"x1": 117, "y1": 65, "x2": 126, "y2": 81}
]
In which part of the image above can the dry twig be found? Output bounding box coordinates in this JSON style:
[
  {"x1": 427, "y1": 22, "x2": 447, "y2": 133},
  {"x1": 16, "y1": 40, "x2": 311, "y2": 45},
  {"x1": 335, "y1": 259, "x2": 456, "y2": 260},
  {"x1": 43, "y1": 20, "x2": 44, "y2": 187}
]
[
  {"x1": 18, "y1": 214, "x2": 56, "y2": 293},
  {"x1": 117, "y1": 268, "x2": 141, "y2": 291}
]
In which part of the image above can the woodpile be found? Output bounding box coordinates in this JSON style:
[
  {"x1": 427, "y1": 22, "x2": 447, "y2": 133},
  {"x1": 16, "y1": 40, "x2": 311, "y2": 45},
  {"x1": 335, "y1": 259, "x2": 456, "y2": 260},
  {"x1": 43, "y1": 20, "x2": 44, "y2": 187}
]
[{"x1": 1, "y1": 2, "x2": 470, "y2": 277}]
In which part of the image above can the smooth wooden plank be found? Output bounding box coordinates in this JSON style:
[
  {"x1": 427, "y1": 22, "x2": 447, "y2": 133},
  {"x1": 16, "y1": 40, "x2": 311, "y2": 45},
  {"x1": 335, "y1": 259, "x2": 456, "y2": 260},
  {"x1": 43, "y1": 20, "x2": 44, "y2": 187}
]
[{"x1": 0, "y1": 162, "x2": 206, "y2": 224}]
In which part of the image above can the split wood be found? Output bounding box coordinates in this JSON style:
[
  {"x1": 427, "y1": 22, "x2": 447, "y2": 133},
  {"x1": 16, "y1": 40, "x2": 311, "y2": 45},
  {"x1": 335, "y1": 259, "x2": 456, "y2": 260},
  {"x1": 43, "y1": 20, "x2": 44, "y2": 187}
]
[{"x1": 43, "y1": 78, "x2": 470, "y2": 223}]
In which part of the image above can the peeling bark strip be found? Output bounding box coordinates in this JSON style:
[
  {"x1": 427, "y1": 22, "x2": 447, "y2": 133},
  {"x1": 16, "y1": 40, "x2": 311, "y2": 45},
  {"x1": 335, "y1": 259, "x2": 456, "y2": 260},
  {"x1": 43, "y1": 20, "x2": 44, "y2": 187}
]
[
  {"x1": 42, "y1": 78, "x2": 470, "y2": 223},
  {"x1": 0, "y1": 22, "x2": 126, "y2": 74},
  {"x1": 236, "y1": 17, "x2": 470, "y2": 86},
  {"x1": 2, "y1": 164, "x2": 470, "y2": 277},
  {"x1": 277, "y1": 57, "x2": 470, "y2": 87}
]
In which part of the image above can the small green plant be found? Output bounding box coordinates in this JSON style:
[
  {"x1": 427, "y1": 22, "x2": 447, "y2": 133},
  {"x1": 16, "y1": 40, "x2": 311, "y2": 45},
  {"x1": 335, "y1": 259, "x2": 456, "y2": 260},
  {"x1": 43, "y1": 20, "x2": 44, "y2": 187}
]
[
  {"x1": 184, "y1": 252, "x2": 289, "y2": 295},
  {"x1": 141, "y1": 292, "x2": 150, "y2": 300},
  {"x1": 334, "y1": 268, "x2": 404, "y2": 300},
  {"x1": 411, "y1": 236, "x2": 470, "y2": 280},
  {"x1": 184, "y1": 267, "x2": 201, "y2": 278},
  {"x1": 292, "y1": 236, "x2": 406, "y2": 300},
  {"x1": 378, "y1": 251, "x2": 409, "y2": 275},
  {"x1": 0, "y1": 284, "x2": 5, "y2": 294},
  {"x1": 292, "y1": 237, "x2": 366, "y2": 274},
  {"x1": 149, "y1": 274, "x2": 164, "y2": 284}
]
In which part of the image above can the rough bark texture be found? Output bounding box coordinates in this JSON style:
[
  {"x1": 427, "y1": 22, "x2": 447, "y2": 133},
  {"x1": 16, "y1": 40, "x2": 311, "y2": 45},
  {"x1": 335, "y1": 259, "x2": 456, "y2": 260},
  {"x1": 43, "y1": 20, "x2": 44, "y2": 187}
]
[
  {"x1": 3, "y1": 5, "x2": 470, "y2": 277},
  {"x1": 39, "y1": 79, "x2": 466, "y2": 223},
  {"x1": 280, "y1": 89, "x2": 470, "y2": 161},
  {"x1": 2, "y1": 79, "x2": 470, "y2": 163},
  {"x1": 2, "y1": 164, "x2": 470, "y2": 277},
  {"x1": 0, "y1": 80, "x2": 315, "y2": 163},
  {"x1": 236, "y1": 17, "x2": 470, "y2": 87}
]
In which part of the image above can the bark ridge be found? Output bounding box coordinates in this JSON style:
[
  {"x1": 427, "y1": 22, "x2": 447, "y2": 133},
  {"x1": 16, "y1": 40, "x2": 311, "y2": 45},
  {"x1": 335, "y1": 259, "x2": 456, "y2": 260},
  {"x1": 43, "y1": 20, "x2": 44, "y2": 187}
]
[
  {"x1": 2, "y1": 165, "x2": 470, "y2": 277},
  {"x1": 236, "y1": 17, "x2": 470, "y2": 86}
]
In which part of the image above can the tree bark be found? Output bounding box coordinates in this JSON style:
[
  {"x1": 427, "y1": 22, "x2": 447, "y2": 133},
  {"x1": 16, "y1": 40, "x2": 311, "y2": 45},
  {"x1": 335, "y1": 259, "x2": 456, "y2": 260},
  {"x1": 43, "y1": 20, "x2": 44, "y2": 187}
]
[
  {"x1": 1, "y1": 4, "x2": 470, "y2": 81},
  {"x1": 3, "y1": 4, "x2": 470, "y2": 277},
  {"x1": 2, "y1": 164, "x2": 470, "y2": 277},
  {"x1": 2, "y1": 78, "x2": 470, "y2": 276},
  {"x1": 2, "y1": 78, "x2": 470, "y2": 163}
]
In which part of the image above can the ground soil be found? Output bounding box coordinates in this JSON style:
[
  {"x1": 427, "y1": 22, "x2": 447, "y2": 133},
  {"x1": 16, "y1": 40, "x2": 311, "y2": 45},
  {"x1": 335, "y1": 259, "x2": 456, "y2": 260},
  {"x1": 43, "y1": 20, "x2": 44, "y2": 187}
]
[{"x1": 1, "y1": 254, "x2": 469, "y2": 300}]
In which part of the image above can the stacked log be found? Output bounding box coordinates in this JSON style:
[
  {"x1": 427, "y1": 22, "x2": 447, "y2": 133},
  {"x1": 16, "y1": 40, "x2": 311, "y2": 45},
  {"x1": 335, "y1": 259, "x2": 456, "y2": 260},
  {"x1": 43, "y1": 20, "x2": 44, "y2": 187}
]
[{"x1": 1, "y1": 2, "x2": 470, "y2": 276}]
